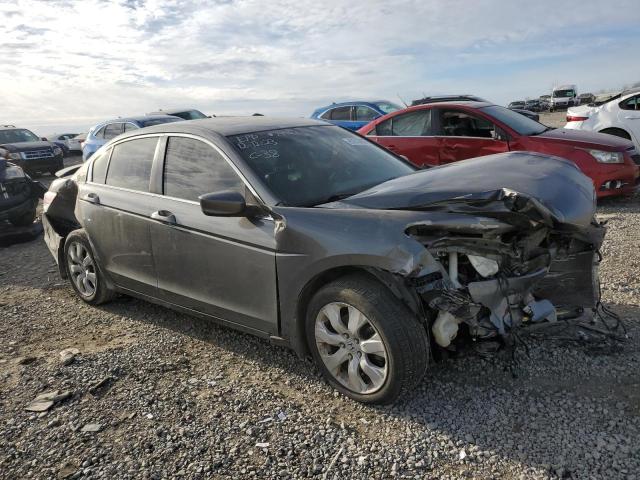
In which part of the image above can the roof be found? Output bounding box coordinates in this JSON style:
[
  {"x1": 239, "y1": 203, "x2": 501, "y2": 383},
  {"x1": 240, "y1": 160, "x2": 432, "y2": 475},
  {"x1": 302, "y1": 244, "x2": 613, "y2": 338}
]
[
  {"x1": 118, "y1": 116, "x2": 330, "y2": 138},
  {"x1": 406, "y1": 101, "x2": 493, "y2": 111},
  {"x1": 411, "y1": 95, "x2": 488, "y2": 106},
  {"x1": 0, "y1": 125, "x2": 19, "y2": 131},
  {"x1": 94, "y1": 115, "x2": 179, "y2": 126}
]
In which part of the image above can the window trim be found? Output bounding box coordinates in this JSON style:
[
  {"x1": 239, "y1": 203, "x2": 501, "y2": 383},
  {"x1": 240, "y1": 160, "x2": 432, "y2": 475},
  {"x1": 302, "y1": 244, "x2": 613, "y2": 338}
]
[
  {"x1": 318, "y1": 105, "x2": 355, "y2": 121},
  {"x1": 436, "y1": 108, "x2": 504, "y2": 140},
  {"x1": 354, "y1": 105, "x2": 379, "y2": 122},
  {"x1": 372, "y1": 109, "x2": 435, "y2": 138},
  {"x1": 619, "y1": 94, "x2": 640, "y2": 111},
  {"x1": 103, "y1": 122, "x2": 124, "y2": 141},
  {"x1": 160, "y1": 135, "x2": 245, "y2": 202},
  {"x1": 87, "y1": 132, "x2": 264, "y2": 206}
]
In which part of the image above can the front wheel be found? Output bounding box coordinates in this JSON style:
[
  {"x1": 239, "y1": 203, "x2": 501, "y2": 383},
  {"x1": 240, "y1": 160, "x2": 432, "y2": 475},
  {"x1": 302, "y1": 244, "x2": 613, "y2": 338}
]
[
  {"x1": 306, "y1": 274, "x2": 430, "y2": 404},
  {"x1": 64, "y1": 230, "x2": 115, "y2": 305}
]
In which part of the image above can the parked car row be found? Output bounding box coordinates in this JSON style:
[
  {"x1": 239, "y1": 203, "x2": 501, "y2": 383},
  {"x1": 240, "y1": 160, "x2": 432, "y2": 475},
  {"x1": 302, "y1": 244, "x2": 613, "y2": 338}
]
[{"x1": 317, "y1": 98, "x2": 638, "y2": 198}]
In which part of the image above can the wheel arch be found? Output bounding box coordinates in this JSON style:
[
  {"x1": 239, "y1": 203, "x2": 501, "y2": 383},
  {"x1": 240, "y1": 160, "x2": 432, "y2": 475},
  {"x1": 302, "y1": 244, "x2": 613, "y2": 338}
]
[
  {"x1": 289, "y1": 265, "x2": 423, "y2": 358},
  {"x1": 598, "y1": 127, "x2": 632, "y2": 140}
]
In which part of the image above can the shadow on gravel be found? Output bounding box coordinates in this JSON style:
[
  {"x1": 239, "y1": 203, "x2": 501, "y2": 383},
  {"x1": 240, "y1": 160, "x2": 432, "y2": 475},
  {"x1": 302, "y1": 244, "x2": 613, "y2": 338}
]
[{"x1": 93, "y1": 291, "x2": 640, "y2": 476}]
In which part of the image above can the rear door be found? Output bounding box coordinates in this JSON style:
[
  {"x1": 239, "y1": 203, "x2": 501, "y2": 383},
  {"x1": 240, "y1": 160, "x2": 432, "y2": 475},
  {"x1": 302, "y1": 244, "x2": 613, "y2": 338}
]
[
  {"x1": 148, "y1": 135, "x2": 278, "y2": 334},
  {"x1": 435, "y1": 108, "x2": 509, "y2": 164},
  {"x1": 367, "y1": 109, "x2": 438, "y2": 167},
  {"x1": 78, "y1": 136, "x2": 160, "y2": 296}
]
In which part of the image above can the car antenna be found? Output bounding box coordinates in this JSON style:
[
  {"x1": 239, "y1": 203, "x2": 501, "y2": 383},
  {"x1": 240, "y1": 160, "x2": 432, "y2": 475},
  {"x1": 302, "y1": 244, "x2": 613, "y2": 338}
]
[{"x1": 397, "y1": 94, "x2": 408, "y2": 108}]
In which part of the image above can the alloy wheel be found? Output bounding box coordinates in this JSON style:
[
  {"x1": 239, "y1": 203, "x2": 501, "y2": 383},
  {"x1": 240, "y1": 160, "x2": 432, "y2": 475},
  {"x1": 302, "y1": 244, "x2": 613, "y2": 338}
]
[
  {"x1": 67, "y1": 241, "x2": 97, "y2": 297},
  {"x1": 314, "y1": 302, "x2": 388, "y2": 394}
]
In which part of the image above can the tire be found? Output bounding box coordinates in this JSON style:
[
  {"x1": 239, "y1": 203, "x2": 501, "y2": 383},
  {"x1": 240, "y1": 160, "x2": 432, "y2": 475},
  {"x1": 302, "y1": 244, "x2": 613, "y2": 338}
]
[
  {"x1": 305, "y1": 274, "x2": 430, "y2": 404},
  {"x1": 64, "y1": 230, "x2": 115, "y2": 305},
  {"x1": 599, "y1": 128, "x2": 631, "y2": 141},
  {"x1": 9, "y1": 208, "x2": 36, "y2": 227}
]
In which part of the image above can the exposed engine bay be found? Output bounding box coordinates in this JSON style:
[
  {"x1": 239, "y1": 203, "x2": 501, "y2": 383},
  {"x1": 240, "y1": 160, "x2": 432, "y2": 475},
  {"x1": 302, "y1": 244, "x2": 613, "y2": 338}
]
[{"x1": 402, "y1": 189, "x2": 605, "y2": 349}]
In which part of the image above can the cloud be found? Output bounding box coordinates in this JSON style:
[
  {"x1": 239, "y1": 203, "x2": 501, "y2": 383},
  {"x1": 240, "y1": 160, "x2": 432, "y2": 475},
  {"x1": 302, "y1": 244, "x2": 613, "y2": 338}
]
[{"x1": 0, "y1": 0, "x2": 639, "y2": 133}]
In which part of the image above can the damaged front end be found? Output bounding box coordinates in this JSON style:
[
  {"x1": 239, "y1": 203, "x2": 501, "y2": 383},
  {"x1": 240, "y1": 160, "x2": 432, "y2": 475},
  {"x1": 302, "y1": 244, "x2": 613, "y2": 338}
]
[{"x1": 403, "y1": 188, "x2": 605, "y2": 349}]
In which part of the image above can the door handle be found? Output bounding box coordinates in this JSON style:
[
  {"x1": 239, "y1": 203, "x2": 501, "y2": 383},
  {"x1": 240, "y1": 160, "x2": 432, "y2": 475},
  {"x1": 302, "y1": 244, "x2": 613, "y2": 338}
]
[
  {"x1": 82, "y1": 192, "x2": 100, "y2": 204},
  {"x1": 386, "y1": 144, "x2": 397, "y2": 150},
  {"x1": 151, "y1": 210, "x2": 176, "y2": 224}
]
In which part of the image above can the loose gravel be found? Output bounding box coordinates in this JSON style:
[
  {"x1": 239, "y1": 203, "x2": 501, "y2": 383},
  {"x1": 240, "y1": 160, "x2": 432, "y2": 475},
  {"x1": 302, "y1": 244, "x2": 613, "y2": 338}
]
[{"x1": 0, "y1": 162, "x2": 638, "y2": 479}]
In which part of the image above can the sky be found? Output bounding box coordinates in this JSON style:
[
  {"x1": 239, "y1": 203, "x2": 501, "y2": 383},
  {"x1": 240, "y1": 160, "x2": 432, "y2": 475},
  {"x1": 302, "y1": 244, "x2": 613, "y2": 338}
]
[{"x1": 1, "y1": 0, "x2": 639, "y2": 134}]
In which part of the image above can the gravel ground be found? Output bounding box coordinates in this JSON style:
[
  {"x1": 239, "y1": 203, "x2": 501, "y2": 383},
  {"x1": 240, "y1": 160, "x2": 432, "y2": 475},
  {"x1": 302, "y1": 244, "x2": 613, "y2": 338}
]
[{"x1": 0, "y1": 156, "x2": 639, "y2": 479}]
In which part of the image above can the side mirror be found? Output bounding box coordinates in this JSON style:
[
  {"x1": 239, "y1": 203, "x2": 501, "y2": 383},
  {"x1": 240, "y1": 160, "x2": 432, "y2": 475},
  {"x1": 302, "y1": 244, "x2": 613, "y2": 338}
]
[
  {"x1": 41, "y1": 137, "x2": 48, "y2": 141},
  {"x1": 199, "y1": 190, "x2": 246, "y2": 217}
]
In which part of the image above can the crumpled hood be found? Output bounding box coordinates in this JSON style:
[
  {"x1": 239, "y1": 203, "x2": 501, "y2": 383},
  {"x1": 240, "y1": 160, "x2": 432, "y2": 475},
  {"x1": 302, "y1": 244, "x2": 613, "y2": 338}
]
[
  {"x1": 0, "y1": 141, "x2": 53, "y2": 152},
  {"x1": 332, "y1": 151, "x2": 597, "y2": 231}
]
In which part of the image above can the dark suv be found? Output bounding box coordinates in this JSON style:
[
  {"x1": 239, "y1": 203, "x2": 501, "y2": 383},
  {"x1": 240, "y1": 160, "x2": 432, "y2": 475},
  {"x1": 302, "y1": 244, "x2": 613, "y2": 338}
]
[
  {"x1": 0, "y1": 158, "x2": 45, "y2": 227},
  {"x1": 0, "y1": 125, "x2": 65, "y2": 176}
]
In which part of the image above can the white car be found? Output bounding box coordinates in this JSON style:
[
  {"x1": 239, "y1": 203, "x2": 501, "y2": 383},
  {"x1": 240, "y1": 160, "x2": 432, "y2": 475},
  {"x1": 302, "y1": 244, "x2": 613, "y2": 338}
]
[
  {"x1": 565, "y1": 88, "x2": 640, "y2": 150},
  {"x1": 47, "y1": 133, "x2": 82, "y2": 152}
]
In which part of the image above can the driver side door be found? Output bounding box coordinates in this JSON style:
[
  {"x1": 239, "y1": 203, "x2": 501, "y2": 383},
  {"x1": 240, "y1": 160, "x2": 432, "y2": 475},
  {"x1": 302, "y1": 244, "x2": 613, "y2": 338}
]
[
  {"x1": 435, "y1": 108, "x2": 510, "y2": 164},
  {"x1": 148, "y1": 135, "x2": 279, "y2": 334}
]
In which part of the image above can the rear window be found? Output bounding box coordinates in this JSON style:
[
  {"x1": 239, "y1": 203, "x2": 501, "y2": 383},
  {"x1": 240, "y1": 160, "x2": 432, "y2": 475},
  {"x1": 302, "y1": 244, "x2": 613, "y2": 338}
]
[
  {"x1": 91, "y1": 148, "x2": 111, "y2": 184},
  {"x1": 106, "y1": 137, "x2": 158, "y2": 191},
  {"x1": 140, "y1": 117, "x2": 182, "y2": 128},
  {"x1": 330, "y1": 107, "x2": 351, "y2": 121}
]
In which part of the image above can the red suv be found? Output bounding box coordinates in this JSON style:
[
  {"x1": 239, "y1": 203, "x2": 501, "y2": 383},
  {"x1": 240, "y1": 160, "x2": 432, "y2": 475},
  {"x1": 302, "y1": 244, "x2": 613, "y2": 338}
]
[{"x1": 357, "y1": 101, "x2": 640, "y2": 198}]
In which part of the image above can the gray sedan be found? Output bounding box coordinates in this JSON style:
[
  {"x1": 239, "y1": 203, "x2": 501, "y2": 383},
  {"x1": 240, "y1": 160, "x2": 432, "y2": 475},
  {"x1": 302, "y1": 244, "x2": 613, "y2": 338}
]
[{"x1": 42, "y1": 117, "x2": 604, "y2": 404}]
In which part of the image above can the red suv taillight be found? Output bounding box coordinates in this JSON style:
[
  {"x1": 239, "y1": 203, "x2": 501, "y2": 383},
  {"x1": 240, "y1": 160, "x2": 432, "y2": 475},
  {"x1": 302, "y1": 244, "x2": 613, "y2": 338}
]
[{"x1": 567, "y1": 115, "x2": 588, "y2": 122}]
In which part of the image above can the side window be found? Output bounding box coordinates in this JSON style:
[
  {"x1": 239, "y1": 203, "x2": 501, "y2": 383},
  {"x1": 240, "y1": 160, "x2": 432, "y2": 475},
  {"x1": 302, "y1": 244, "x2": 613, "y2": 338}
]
[
  {"x1": 391, "y1": 110, "x2": 432, "y2": 136},
  {"x1": 124, "y1": 123, "x2": 138, "y2": 132},
  {"x1": 355, "y1": 106, "x2": 379, "y2": 122},
  {"x1": 440, "y1": 110, "x2": 496, "y2": 138},
  {"x1": 620, "y1": 95, "x2": 640, "y2": 111},
  {"x1": 93, "y1": 126, "x2": 106, "y2": 139},
  {"x1": 376, "y1": 118, "x2": 392, "y2": 136},
  {"x1": 91, "y1": 148, "x2": 111, "y2": 184},
  {"x1": 163, "y1": 137, "x2": 244, "y2": 201},
  {"x1": 103, "y1": 123, "x2": 123, "y2": 140},
  {"x1": 330, "y1": 106, "x2": 352, "y2": 121},
  {"x1": 106, "y1": 137, "x2": 158, "y2": 191},
  {"x1": 319, "y1": 109, "x2": 333, "y2": 120}
]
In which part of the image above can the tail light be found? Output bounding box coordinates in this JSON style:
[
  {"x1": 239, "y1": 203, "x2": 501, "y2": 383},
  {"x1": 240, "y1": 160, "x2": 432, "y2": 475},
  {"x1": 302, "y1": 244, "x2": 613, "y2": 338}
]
[
  {"x1": 567, "y1": 115, "x2": 588, "y2": 122},
  {"x1": 43, "y1": 191, "x2": 57, "y2": 212}
]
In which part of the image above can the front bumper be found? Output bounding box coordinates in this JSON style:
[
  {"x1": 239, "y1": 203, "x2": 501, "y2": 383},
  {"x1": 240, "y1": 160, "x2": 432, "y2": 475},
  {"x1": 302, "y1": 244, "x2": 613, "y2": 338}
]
[
  {"x1": 591, "y1": 162, "x2": 640, "y2": 198},
  {"x1": 0, "y1": 196, "x2": 36, "y2": 221},
  {"x1": 42, "y1": 214, "x2": 65, "y2": 276},
  {"x1": 15, "y1": 154, "x2": 64, "y2": 173}
]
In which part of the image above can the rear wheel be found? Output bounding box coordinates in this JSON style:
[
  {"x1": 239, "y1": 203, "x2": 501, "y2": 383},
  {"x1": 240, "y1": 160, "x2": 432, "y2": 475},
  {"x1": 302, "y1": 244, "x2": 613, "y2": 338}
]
[
  {"x1": 64, "y1": 230, "x2": 115, "y2": 305},
  {"x1": 306, "y1": 274, "x2": 429, "y2": 404},
  {"x1": 599, "y1": 128, "x2": 631, "y2": 141}
]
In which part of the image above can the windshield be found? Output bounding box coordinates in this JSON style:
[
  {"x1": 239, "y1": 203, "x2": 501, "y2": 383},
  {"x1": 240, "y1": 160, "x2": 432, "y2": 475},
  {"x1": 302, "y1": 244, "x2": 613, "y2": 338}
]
[
  {"x1": 0, "y1": 128, "x2": 40, "y2": 144},
  {"x1": 228, "y1": 126, "x2": 415, "y2": 207},
  {"x1": 140, "y1": 117, "x2": 183, "y2": 127},
  {"x1": 172, "y1": 110, "x2": 208, "y2": 120},
  {"x1": 552, "y1": 89, "x2": 575, "y2": 98},
  {"x1": 481, "y1": 105, "x2": 547, "y2": 136},
  {"x1": 374, "y1": 102, "x2": 402, "y2": 114}
]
